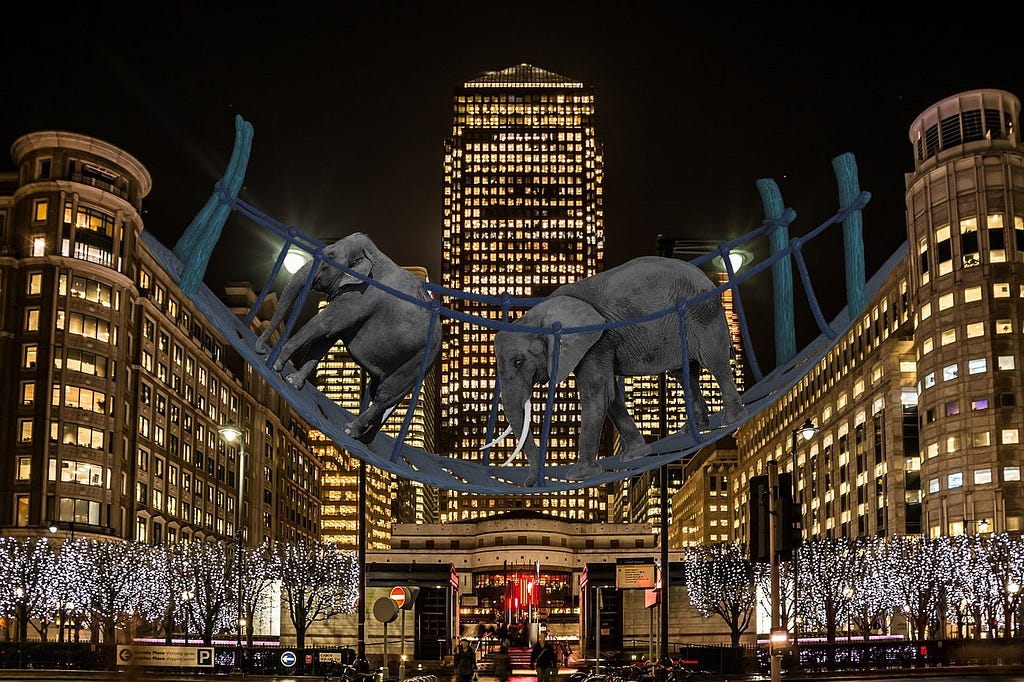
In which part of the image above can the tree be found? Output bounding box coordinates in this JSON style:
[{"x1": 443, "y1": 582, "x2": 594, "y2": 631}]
[
  {"x1": 798, "y1": 537, "x2": 860, "y2": 643},
  {"x1": 79, "y1": 539, "x2": 148, "y2": 643},
  {"x1": 242, "y1": 541, "x2": 279, "y2": 647},
  {"x1": 886, "y1": 534, "x2": 954, "y2": 640},
  {"x1": 684, "y1": 543, "x2": 756, "y2": 646},
  {"x1": 276, "y1": 539, "x2": 358, "y2": 649},
  {"x1": 0, "y1": 537, "x2": 58, "y2": 642},
  {"x1": 179, "y1": 539, "x2": 233, "y2": 644}
]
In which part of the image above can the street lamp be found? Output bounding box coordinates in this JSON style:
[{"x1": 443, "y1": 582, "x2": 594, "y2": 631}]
[
  {"x1": 1007, "y1": 580, "x2": 1020, "y2": 637},
  {"x1": 843, "y1": 586, "x2": 854, "y2": 642},
  {"x1": 219, "y1": 423, "x2": 247, "y2": 671},
  {"x1": 790, "y1": 418, "x2": 816, "y2": 670},
  {"x1": 180, "y1": 589, "x2": 194, "y2": 644},
  {"x1": 48, "y1": 520, "x2": 76, "y2": 542}
]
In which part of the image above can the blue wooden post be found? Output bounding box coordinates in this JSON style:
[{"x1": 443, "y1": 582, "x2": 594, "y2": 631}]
[
  {"x1": 832, "y1": 152, "x2": 867, "y2": 317},
  {"x1": 756, "y1": 178, "x2": 796, "y2": 365},
  {"x1": 173, "y1": 115, "x2": 254, "y2": 296}
]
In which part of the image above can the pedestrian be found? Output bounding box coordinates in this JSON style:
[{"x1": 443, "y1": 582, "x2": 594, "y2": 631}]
[
  {"x1": 492, "y1": 641, "x2": 512, "y2": 682},
  {"x1": 531, "y1": 633, "x2": 557, "y2": 682},
  {"x1": 454, "y1": 638, "x2": 477, "y2": 682}
]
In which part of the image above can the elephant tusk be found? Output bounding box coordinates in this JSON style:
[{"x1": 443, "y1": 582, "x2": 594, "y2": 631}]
[
  {"x1": 503, "y1": 399, "x2": 533, "y2": 466},
  {"x1": 381, "y1": 405, "x2": 397, "y2": 423},
  {"x1": 479, "y1": 424, "x2": 514, "y2": 451}
]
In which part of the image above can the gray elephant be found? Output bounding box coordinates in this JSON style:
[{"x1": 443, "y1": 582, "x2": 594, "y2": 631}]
[
  {"x1": 255, "y1": 233, "x2": 441, "y2": 444},
  {"x1": 493, "y1": 256, "x2": 746, "y2": 485}
]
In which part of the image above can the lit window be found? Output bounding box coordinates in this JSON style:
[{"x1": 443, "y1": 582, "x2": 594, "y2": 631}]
[
  {"x1": 942, "y1": 364, "x2": 958, "y2": 381},
  {"x1": 922, "y1": 338, "x2": 934, "y2": 354},
  {"x1": 1005, "y1": 466, "x2": 1021, "y2": 482},
  {"x1": 995, "y1": 320, "x2": 1013, "y2": 334},
  {"x1": 900, "y1": 360, "x2": 916, "y2": 373},
  {"x1": 935, "y1": 225, "x2": 952, "y2": 276},
  {"x1": 966, "y1": 322, "x2": 984, "y2": 338},
  {"x1": 972, "y1": 431, "x2": 990, "y2": 447},
  {"x1": 971, "y1": 398, "x2": 989, "y2": 410},
  {"x1": 968, "y1": 358, "x2": 987, "y2": 374},
  {"x1": 1002, "y1": 429, "x2": 1020, "y2": 445},
  {"x1": 27, "y1": 273, "x2": 43, "y2": 295},
  {"x1": 19, "y1": 419, "x2": 33, "y2": 443},
  {"x1": 928, "y1": 478, "x2": 940, "y2": 493},
  {"x1": 945, "y1": 401, "x2": 960, "y2": 416},
  {"x1": 998, "y1": 356, "x2": 1015, "y2": 370},
  {"x1": 16, "y1": 457, "x2": 31, "y2": 480},
  {"x1": 947, "y1": 472, "x2": 963, "y2": 489},
  {"x1": 33, "y1": 198, "x2": 48, "y2": 222},
  {"x1": 32, "y1": 237, "x2": 45, "y2": 257},
  {"x1": 975, "y1": 469, "x2": 992, "y2": 485},
  {"x1": 926, "y1": 442, "x2": 938, "y2": 459},
  {"x1": 919, "y1": 302, "x2": 931, "y2": 320},
  {"x1": 940, "y1": 329, "x2": 956, "y2": 345},
  {"x1": 938, "y1": 292, "x2": 954, "y2": 310},
  {"x1": 963, "y1": 286, "x2": 982, "y2": 302},
  {"x1": 923, "y1": 372, "x2": 936, "y2": 389},
  {"x1": 946, "y1": 435, "x2": 961, "y2": 453},
  {"x1": 993, "y1": 283, "x2": 1011, "y2": 298},
  {"x1": 25, "y1": 309, "x2": 39, "y2": 332},
  {"x1": 988, "y1": 214, "x2": 1006, "y2": 263}
]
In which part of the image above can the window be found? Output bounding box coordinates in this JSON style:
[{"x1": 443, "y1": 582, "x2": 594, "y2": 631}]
[
  {"x1": 25, "y1": 308, "x2": 40, "y2": 331},
  {"x1": 928, "y1": 478, "x2": 940, "y2": 493},
  {"x1": 947, "y1": 472, "x2": 963, "y2": 489},
  {"x1": 940, "y1": 329, "x2": 957, "y2": 345},
  {"x1": 946, "y1": 435, "x2": 961, "y2": 453},
  {"x1": 942, "y1": 364, "x2": 958, "y2": 381},
  {"x1": 989, "y1": 215, "x2": 1006, "y2": 262},
  {"x1": 995, "y1": 319, "x2": 1013, "y2": 334},
  {"x1": 998, "y1": 356, "x2": 1016, "y2": 370},
  {"x1": 19, "y1": 419, "x2": 33, "y2": 443},
  {"x1": 963, "y1": 285, "x2": 982, "y2": 302},
  {"x1": 16, "y1": 457, "x2": 32, "y2": 480},
  {"x1": 1002, "y1": 429, "x2": 1020, "y2": 445},
  {"x1": 919, "y1": 301, "x2": 931, "y2": 320},
  {"x1": 938, "y1": 292, "x2": 954, "y2": 310},
  {"x1": 20, "y1": 382, "x2": 35, "y2": 405},
  {"x1": 27, "y1": 272, "x2": 43, "y2": 295},
  {"x1": 922, "y1": 337, "x2": 934, "y2": 354},
  {"x1": 23, "y1": 344, "x2": 37, "y2": 368},
  {"x1": 33, "y1": 198, "x2": 48, "y2": 222},
  {"x1": 974, "y1": 469, "x2": 992, "y2": 485},
  {"x1": 926, "y1": 442, "x2": 939, "y2": 459},
  {"x1": 971, "y1": 398, "x2": 989, "y2": 410},
  {"x1": 972, "y1": 431, "x2": 991, "y2": 447},
  {"x1": 1005, "y1": 466, "x2": 1021, "y2": 482},
  {"x1": 968, "y1": 358, "x2": 987, "y2": 374},
  {"x1": 993, "y1": 282, "x2": 1011, "y2": 298},
  {"x1": 945, "y1": 401, "x2": 960, "y2": 416},
  {"x1": 966, "y1": 322, "x2": 985, "y2": 338}
]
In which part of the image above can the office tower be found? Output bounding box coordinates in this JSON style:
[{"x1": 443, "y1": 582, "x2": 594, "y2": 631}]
[
  {"x1": 905, "y1": 89, "x2": 1024, "y2": 536},
  {"x1": 440, "y1": 64, "x2": 606, "y2": 521},
  {"x1": 2, "y1": 132, "x2": 321, "y2": 546},
  {"x1": 313, "y1": 265, "x2": 439, "y2": 548}
]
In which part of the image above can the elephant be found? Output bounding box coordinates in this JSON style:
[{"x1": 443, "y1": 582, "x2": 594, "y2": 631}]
[
  {"x1": 254, "y1": 233, "x2": 442, "y2": 444},
  {"x1": 492, "y1": 255, "x2": 746, "y2": 485}
]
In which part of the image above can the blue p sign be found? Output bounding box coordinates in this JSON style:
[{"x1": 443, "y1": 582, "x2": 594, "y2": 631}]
[
  {"x1": 281, "y1": 651, "x2": 297, "y2": 667},
  {"x1": 197, "y1": 648, "x2": 214, "y2": 667}
]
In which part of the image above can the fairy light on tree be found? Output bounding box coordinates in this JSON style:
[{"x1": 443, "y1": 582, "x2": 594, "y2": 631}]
[
  {"x1": 78, "y1": 539, "x2": 149, "y2": 643},
  {"x1": 797, "y1": 537, "x2": 860, "y2": 643},
  {"x1": 886, "y1": 534, "x2": 954, "y2": 641},
  {"x1": 683, "y1": 542, "x2": 756, "y2": 646},
  {"x1": 276, "y1": 539, "x2": 359, "y2": 650},
  {"x1": 178, "y1": 539, "x2": 233, "y2": 644},
  {"x1": 241, "y1": 541, "x2": 280, "y2": 648}
]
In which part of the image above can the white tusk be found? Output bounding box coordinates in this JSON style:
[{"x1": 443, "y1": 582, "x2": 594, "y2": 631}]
[
  {"x1": 381, "y1": 405, "x2": 397, "y2": 423},
  {"x1": 480, "y1": 424, "x2": 514, "y2": 451},
  {"x1": 502, "y1": 399, "x2": 533, "y2": 466}
]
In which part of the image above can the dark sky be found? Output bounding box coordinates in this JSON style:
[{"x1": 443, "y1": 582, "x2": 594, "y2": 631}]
[{"x1": 5, "y1": 3, "x2": 1024, "y2": 367}]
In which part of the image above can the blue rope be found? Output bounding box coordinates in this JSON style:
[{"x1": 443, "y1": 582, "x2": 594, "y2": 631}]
[{"x1": 390, "y1": 297, "x2": 442, "y2": 463}]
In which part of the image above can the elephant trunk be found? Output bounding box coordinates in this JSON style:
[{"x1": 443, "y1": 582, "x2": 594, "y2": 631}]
[{"x1": 499, "y1": 387, "x2": 542, "y2": 485}]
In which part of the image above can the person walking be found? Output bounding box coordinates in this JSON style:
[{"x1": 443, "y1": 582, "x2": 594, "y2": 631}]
[
  {"x1": 531, "y1": 633, "x2": 557, "y2": 682},
  {"x1": 454, "y1": 639, "x2": 477, "y2": 682},
  {"x1": 492, "y1": 641, "x2": 512, "y2": 682}
]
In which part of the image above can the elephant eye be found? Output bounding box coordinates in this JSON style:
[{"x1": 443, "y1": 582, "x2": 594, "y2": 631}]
[
  {"x1": 512, "y1": 358, "x2": 524, "y2": 369},
  {"x1": 350, "y1": 256, "x2": 363, "y2": 267}
]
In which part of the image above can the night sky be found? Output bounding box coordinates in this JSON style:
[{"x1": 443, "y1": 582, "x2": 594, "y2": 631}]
[{"x1": 5, "y1": 3, "x2": 1024, "y2": 366}]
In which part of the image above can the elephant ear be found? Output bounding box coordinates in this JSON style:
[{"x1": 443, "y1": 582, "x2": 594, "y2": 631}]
[
  {"x1": 535, "y1": 296, "x2": 604, "y2": 385},
  {"x1": 317, "y1": 243, "x2": 373, "y2": 290}
]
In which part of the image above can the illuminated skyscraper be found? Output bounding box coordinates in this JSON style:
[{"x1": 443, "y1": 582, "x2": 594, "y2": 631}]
[{"x1": 440, "y1": 64, "x2": 606, "y2": 521}]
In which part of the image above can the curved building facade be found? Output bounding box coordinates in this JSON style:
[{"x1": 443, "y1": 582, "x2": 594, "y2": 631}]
[{"x1": 905, "y1": 89, "x2": 1024, "y2": 536}]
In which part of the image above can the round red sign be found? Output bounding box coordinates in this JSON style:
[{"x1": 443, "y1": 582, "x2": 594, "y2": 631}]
[{"x1": 390, "y1": 586, "x2": 407, "y2": 607}]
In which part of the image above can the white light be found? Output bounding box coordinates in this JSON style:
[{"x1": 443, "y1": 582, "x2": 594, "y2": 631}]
[
  {"x1": 728, "y1": 252, "x2": 745, "y2": 272},
  {"x1": 283, "y1": 249, "x2": 309, "y2": 274},
  {"x1": 219, "y1": 424, "x2": 242, "y2": 443},
  {"x1": 770, "y1": 630, "x2": 789, "y2": 645}
]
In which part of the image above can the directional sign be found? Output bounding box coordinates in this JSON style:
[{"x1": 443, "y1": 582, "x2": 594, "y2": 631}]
[
  {"x1": 616, "y1": 557, "x2": 656, "y2": 589},
  {"x1": 116, "y1": 645, "x2": 214, "y2": 668},
  {"x1": 281, "y1": 650, "x2": 297, "y2": 667}
]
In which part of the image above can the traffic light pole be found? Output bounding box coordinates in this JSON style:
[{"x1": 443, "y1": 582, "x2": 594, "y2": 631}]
[{"x1": 768, "y1": 460, "x2": 782, "y2": 682}]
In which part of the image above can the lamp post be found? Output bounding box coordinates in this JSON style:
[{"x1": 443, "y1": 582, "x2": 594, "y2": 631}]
[
  {"x1": 219, "y1": 423, "x2": 246, "y2": 672},
  {"x1": 180, "y1": 589, "x2": 195, "y2": 644},
  {"x1": 1007, "y1": 580, "x2": 1020, "y2": 638},
  {"x1": 789, "y1": 418, "x2": 816, "y2": 672}
]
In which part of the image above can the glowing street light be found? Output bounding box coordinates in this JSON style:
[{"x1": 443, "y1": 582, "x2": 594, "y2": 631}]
[
  {"x1": 283, "y1": 248, "x2": 310, "y2": 274},
  {"x1": 218, "y1": 423, "x2": 247, "y2": 672}
]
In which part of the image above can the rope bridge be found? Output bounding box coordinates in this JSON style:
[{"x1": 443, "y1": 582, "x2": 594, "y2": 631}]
[{"x1": 147, "y1": 114, "x2": 897, "y2": 493}]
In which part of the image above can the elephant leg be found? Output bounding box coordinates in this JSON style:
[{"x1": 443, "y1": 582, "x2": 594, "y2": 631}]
[
  {"x1": 671, "y1": 362, "x2": 710, "y2": 432},
  {"x1": 608, "y1": 392, "x2": 650, "y2": 462},
  {"x1": 283, "y1": 335, "x2": 334, "y2": 390},
  {"x1": 345, "y1": 353, "x2": 423, "y2": 443},
  {"x1": 256, "y1": 260, "x2": 312, "y2": 354},
  {"x1": 565, "y1": 365, "x2": 612, "y2": 481},
  {"x1": 707, "y1": 354, "x2": 747, "y2": 425}
]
